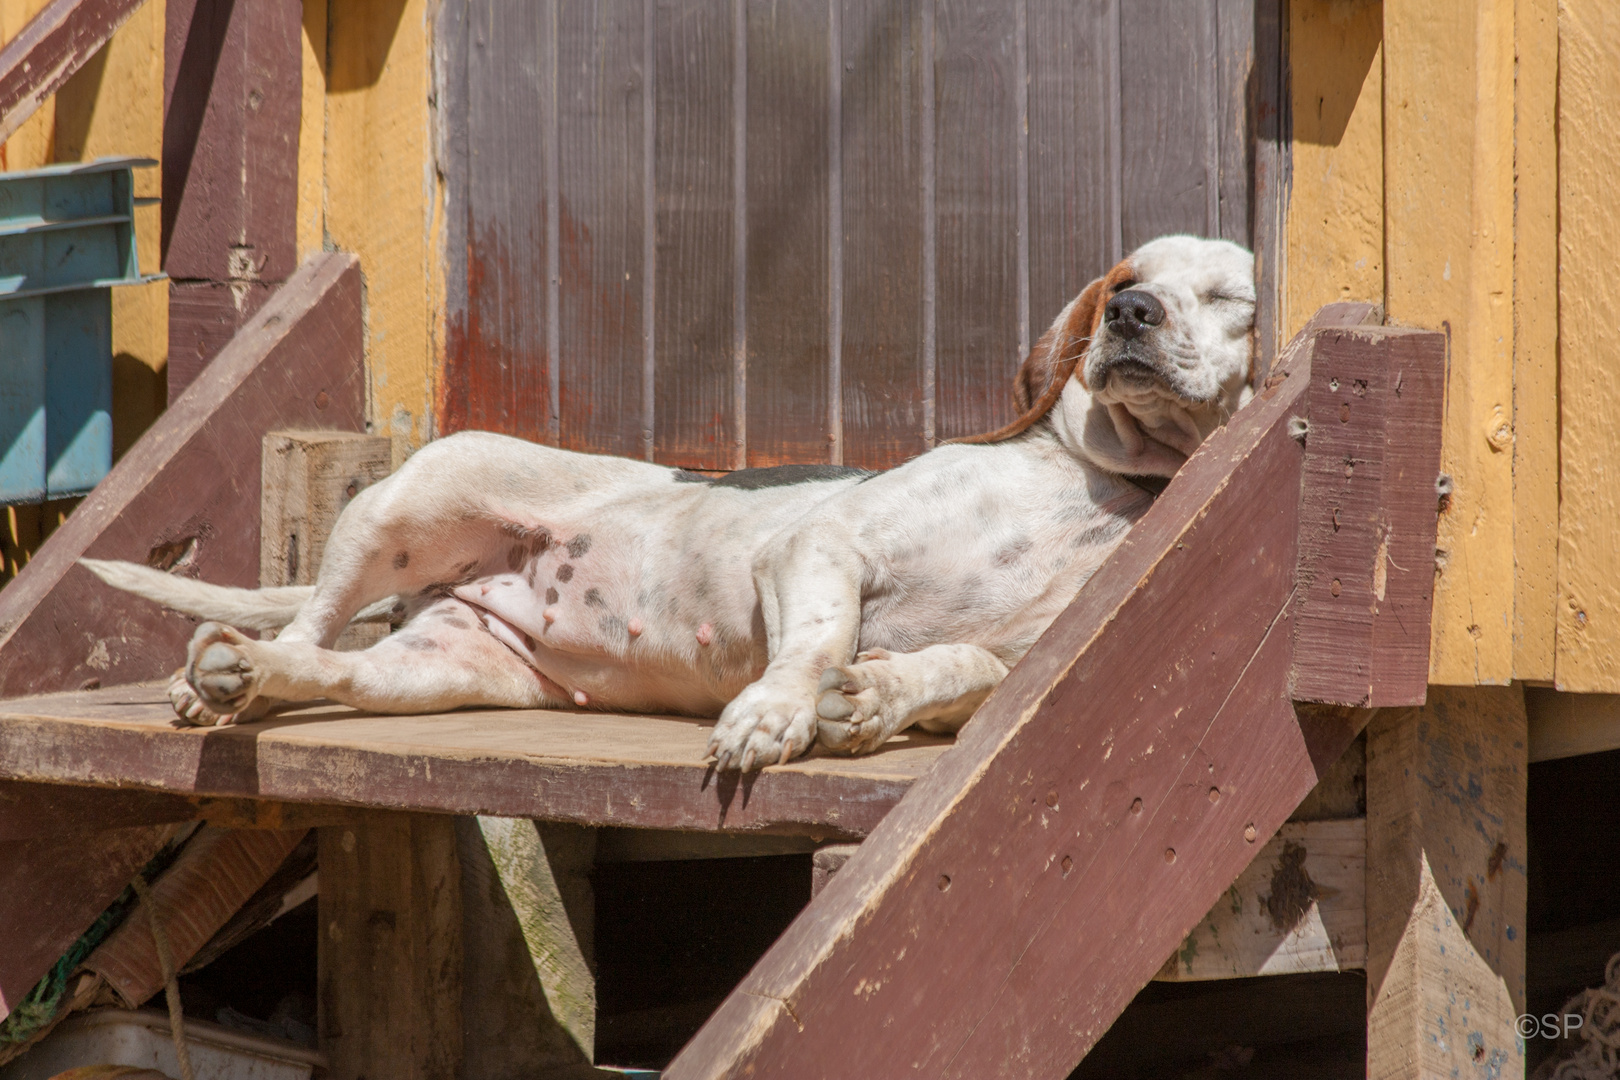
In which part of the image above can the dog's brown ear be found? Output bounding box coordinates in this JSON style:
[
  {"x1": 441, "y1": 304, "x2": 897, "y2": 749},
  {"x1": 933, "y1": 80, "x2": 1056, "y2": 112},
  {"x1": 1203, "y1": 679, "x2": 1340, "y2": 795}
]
[{"x1": 1013, "y1": 275, "x2": 1108, "y2": 413}]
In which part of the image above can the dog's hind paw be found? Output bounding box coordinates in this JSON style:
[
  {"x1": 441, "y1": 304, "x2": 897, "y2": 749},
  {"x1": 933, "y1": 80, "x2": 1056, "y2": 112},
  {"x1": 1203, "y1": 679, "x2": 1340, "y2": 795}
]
[
  {"x1": 168, "y1": 668, "x2": 230, "y2": 727},
  {"x1": 815, "y1": 650, "x2": 910, "y2": 756},
  {"x1": 184, "y1": 622, "x2": 262, "y2": 717}
]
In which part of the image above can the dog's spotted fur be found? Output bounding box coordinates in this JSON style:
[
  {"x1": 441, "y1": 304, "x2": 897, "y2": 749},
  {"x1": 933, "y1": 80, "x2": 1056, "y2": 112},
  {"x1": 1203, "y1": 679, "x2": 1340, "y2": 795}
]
[{"x1": 85, "y1": 235, "x2": 1255, "y2": 770}]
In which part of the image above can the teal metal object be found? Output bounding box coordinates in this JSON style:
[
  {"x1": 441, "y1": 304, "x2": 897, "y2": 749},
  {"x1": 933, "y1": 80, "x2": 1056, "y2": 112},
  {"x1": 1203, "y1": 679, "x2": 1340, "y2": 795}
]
[{"x1": 0, "y1": 156, "x2": 160, "y2": 503}]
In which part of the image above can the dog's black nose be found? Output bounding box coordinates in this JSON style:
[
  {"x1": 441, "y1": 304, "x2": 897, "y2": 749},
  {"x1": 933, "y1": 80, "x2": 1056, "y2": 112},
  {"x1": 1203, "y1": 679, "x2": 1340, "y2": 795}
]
[{"x1": 1105, "y1": 289, "x2": 1165, "y2": 340}]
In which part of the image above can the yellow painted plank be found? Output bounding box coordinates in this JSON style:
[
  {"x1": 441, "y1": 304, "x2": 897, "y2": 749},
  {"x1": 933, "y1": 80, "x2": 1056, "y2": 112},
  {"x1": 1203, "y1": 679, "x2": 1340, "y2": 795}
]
[
  {"x1": 298, "y1": 0, "x2": 328, "y2": 263},
  {"x1": 1281, "y1": 0, "x2": 1384, "y2": 343},
  {"x1": 1555, "y1": 0, "x2": 1620, "y2": 691},
  {"x1": 1384, "y1": 0, "x2": 1517, "y2": 686},
  {"x1": 325, "y1": 0, "x2": 441, "y2": 467},
  {"x1": 1512, "y1": 0, "x2": 1559, "y2": 683}
]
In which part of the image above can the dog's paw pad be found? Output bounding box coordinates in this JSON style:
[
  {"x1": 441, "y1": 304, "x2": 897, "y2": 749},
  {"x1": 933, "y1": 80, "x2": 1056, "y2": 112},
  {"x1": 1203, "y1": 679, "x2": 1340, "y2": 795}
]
[
  {"x1": 186, "y1": 622, "x2": 260, "y2": 714},
  {"x1": 168, "y1": 668, "x2": 229, "y2": 727}
]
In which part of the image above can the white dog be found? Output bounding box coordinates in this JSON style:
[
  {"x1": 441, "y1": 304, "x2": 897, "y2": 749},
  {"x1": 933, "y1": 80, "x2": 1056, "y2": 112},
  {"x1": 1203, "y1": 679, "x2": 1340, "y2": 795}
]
[{"x1": 87, "y1": 235, "x2": 1255, "y2": 771}]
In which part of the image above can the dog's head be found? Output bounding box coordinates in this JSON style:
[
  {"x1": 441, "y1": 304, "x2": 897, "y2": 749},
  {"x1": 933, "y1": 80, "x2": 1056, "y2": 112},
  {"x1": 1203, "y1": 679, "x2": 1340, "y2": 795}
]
[{"x1": 1019, "y1": 235, "x2": 1256, "y2": 478}]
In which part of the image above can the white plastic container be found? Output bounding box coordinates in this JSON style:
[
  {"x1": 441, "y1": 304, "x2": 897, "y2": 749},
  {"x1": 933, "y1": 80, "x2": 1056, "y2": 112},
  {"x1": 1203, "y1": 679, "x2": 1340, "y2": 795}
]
[{"x1": 0, "y1": 1009, "x2": 323, "y2": 1080}]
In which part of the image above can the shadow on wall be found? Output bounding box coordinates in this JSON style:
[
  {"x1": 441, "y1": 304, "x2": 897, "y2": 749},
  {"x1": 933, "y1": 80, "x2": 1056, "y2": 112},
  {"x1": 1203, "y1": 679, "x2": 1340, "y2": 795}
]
[
  {"x1": 1292, "y1": 0, "x2": 1382, "y2": 148},
  {"x1": 325, "y1": 0, "x2": 409, "y2": 92}
]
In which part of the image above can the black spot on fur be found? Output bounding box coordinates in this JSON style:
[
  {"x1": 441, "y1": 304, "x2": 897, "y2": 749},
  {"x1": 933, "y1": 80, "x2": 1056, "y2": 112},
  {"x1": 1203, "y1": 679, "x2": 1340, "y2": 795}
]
[
  {"x1": 545, "y1": 587, "x2": 559, "y2": 605},
  {"x1": 556, "y1": 564, "x2": 575, "y2": 583},
  {"x1": 402, "y1": 637, "x2": 439, "y2": 652},
  {"x1": 507, "y1": 545, "x2": 528, "y2": 571},
  {"x1": 440, "y1": 616, "x2": 472, "y2": 631},
  {"x1": 393, "y1": 551, "x2": 410, "y2": 569},
  {"x1": 566, "y1": 535, "x2": 592, "y2": 558},
  {"x1": 677, "y1": 463, "x2": 874, "y2": 489},
  {"x1": 459, "y1": 560, "x2": 479, "y2": 575},
  {"x1": 583, "y1": 587, "x2": 604, "y2": 608},
  {"x1": 599, "y1": 614, "x2": 627, "y2": 638},
  {"x1": 994, "y1": 537, "x2": 1033, "y2": 566},
  {"x1": 525, "y1": 563, "x2": 538, "y2": 587}
]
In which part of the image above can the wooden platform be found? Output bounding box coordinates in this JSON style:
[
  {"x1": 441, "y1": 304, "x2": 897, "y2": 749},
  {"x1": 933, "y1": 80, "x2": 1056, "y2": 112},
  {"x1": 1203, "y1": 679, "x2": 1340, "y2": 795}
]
[{"x1": 0, "y1": 683, "x2": 952, "y2": 837}]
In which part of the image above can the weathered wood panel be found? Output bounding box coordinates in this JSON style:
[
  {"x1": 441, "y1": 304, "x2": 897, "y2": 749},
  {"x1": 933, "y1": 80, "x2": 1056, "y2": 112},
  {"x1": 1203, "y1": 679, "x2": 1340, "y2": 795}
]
[
  {"x1": 0, "y1": 253, "x2": 365, "y2": 697},
  {"x1": 1384, "y1": 0, "x2": 1516, "y2": 686},
  {"x1": 440, "y1": 0, "x2": 1272, "y2": 469},
  {"x1": 1555, "y1": 0, "x2": 1620, "y2": 692},
  {"x1": 668, "y1": 307, "x2": 1415, "y2": 1079},
  {"x1": 556, "y1": 0, "x2": 650, "y2": 460},
  {"x1": 932, "y1": 0, "x2": 1019, "y2": 441},
  {"x1": 743, "y1": 0, "x2": 831, "y2": 467},
  {"x1": 0, "y1": 685, "x2": 949, "y2": 836},
  {"x1": 1366, "y1": 688, "x2": 1528, "y2": 1079},
  {"x1": 0, "y1": 0, "x2": 149, "y2": 143}
]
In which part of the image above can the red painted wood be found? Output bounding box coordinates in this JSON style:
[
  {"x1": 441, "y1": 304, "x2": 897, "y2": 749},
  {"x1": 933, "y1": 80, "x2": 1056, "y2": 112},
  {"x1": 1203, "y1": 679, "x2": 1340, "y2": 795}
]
[
  {"x1": 1291, "y1": 326, "x2": 1446, "y2": 706},
  {"x1": 0, "y1": 253, "x2": 365, "y2": 698},
  {"x1": 667, "y1": 305, "x2": 1422, "y2": 1079},
  {"x1": 162, "y1": 0, "x2": 301, "y2": 400},
  {"x1": 0, "y1": 0, "x2": 149, "y2": 143}
]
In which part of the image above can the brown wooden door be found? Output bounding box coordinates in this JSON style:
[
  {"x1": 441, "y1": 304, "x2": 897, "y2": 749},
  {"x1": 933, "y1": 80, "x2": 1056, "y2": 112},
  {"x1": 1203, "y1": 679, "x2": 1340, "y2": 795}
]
[{"x1": 436, "y1": 0, "x2": 1279, "y2": 471}]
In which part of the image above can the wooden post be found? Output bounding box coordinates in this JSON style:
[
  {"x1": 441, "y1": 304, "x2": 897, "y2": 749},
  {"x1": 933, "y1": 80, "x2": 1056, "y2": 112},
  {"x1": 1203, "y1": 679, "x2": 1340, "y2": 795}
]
[
  {"x1": 261, "y1": 430, "x2": 392, "y2": 649},
  {"x1": 1365, "y1": 686, "x2": 1528, "y2": 1079},
  {"x1": 318, "y1": 811, "x2": 462, "y2": 1080}
]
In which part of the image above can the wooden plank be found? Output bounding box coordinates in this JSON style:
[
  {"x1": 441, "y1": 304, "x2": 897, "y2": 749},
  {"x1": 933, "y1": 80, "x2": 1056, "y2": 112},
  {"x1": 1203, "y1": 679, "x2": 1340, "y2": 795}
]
[
  {"x1": 932, "y1": 0, "x2": 1019, "y2": 442},
  {"x1": 319, "y1": 811, "x2": 462, "y2": 1080},
  {"x1": 1213, "y1": 0, "x2": 1253, "y2": 245},
  {"x1": 0, "y1": 779, "x2": 360, "y2": 841},
  {"x1": 1555, "y1": 0, "x2": 1620, "y2": 692},
  {"x1": 1026, "y1": 0, "x2": 1115, "y2": 351},
  {"x1": 1117, "y1": 0, "x2": 1215, "y2": 248},
  {"x1": 1524, "y1": 687, "x2": 1620, "y2": 763},
  {"x1": 162, "y1": 0, "x2": 302, "y2": 399},
  {"x1": 1291, "y1": 327, "x2": 1446, "y2": 707},
  {"x1": 1278, "y1": 0, "x2": 1383, "y2": 345},
  {"x1": 667, "y1": 306, "x2": 1413, "y2": 1079},
  {"x1": 0, "y1": 823, "x2": 172, "y2": 1020},
  {"x1": 1155, "y1": 818, "x2": 1365, "y2": 981},
  {"x1": 1512, "y1": 0, "x2": 1559, "y2": 683},
  {"x1": 439, "y1": 0, "x2": 551, "y2": 442},
  {"x1": 652, "y1": 0, "x2": 737, "y2": 470},
  {"x1": 0, "y1": 252, "x2": 365, "y2": 698},
  {"x1": 0, "y1": 0, "x2": 148, "y2": 143},
  {"x1": 1249, "y1": 0, "x2": 1287, "y2": 372},
  {"x1": 1365, "y1": 687, "x2": 1528, "y2": 1079},
  {"x1": 0, "y1": 684, "x2": 949, "y2": 836},
  {"x1": 555, "y1": 0, "x2": 651, "y2": 460},
  {"x1": 1384, "y1": 0, "x2": 1516, "y2": 686},
  {"x1": 837, "y1": 0, "x2": 927, "y2": 468},
  {"x1": 742, "y1": 0, "x2": 830, "y2": 467}
]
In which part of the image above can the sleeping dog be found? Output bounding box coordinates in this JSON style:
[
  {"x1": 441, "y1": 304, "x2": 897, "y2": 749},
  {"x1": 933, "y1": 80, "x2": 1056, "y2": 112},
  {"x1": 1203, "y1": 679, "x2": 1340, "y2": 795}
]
[{"x1": 86, "y1": 235, "x2": 1255, "y2": 771}]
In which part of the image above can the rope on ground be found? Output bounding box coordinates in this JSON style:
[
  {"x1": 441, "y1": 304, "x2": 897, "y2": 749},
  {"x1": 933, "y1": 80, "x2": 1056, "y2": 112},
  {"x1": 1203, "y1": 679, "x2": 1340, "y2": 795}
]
[
  {"x1": 1543, "y1": 952, "x2": 1620, "y2": 1080},
  {"x1": 129, "y1": 875, "x2": 195, "y2": 1080}
]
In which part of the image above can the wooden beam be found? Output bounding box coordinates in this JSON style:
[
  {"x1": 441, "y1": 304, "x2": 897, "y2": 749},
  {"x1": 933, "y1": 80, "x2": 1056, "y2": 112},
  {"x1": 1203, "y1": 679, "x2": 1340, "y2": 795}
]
[
  {"x1": 0, "y1": 686, "x2": 946, "y2": 837},
  {"x1": 1526, "y1": 688, "x2": 1620, "y2": 762},
  {"x1": 667, "y1": 307, "x2": 1443, "y2": 1079},
  {"x1": 0, "y1": 252, "x2": 365, "y2": 698},
  {"x1": 1365, "y1": 687, "x2": 1528, "y2": 1079},
  {"x1": 162, "y1": 0, "x2": 302, "y2": 400},
  {"x1": 1155, "y1": 818, "x2": 1365, "y2": 981},
  {"x1": 0, "y1": 0, "x2": 149, "y2": 144},
  {"x1": 319, "y1": 811, "x2": 462, "y2": 1080}
]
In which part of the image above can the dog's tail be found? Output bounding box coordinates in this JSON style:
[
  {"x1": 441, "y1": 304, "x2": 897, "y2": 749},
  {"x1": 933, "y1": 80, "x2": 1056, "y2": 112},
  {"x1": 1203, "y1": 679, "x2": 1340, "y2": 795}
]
[{"x1": 79, "y1": 559, "x2": 397, "y2": 631}]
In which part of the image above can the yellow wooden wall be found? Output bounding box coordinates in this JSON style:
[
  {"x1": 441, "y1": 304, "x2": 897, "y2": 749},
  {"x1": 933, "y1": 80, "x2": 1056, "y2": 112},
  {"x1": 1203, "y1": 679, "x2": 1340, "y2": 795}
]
[{"x1": 1284, "y1": 0, "x2": 1613, "y2": 691}]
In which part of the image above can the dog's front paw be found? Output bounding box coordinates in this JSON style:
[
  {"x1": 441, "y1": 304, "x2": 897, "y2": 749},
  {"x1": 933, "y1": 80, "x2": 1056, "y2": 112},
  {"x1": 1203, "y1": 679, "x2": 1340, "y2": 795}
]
[
  {"x1": 815, "y1": 649, "x2": 913, "y2": 756},
  {"x1": 707, "y1": 679, "x2": 819, "y2": 771},
  {"x1": 184, "y1": 622, "x2": 262, "y2": 717}
]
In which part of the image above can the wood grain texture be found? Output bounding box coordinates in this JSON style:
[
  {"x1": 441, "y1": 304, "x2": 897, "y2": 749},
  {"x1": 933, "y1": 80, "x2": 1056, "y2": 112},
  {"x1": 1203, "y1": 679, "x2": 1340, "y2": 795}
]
[
  {"x1": 932, "y1": 0, "x2": 1019, "y2": 442},
  {"x1": 1555, "y1": 0, "x2": 1620, "y2": 692},
  {"x1": 0, "y1": 684, "x2": 949, "y2": 837},
  {"x1": 0, "y1": 823, "x2": 172, "y2": 1020},
  {"x1": 1524, "y1": 687, "x2": 1620, "y2": 763},
  {"x1": 440, "y1": 0, "x2": 552, "y2": 442},
  {"x1": 743, "y1": 0, "x2": 830, "y2": 467},
  {"x1": 652, "y1": 0, "x2": 737, "y2": 469},
  {"x1": 666, "y1": 307, "x2": 1408, "y2": 1080},
  {"x1": 1384, "y1": 0, "x2": 1516, "y2": 687},
  {"x1": 161, "y1": 0, "x2": 301, "y2": 387},
  {"x1": 260, "y1": 432, "x2": 392, "y2": 588},
  {"x1": 319, "y1": 811, "x2": 462, "y2": 1080},
  {"x1": 1291, "y1": 327, "x2": 1446, "y2": 707},
  {"x1": 555, "y1": 0, "x2": 650, "y2": 459},
  {"x1": 1513, "y1": 0, "x2": 1558, "y2": 683},
  {"x1": 0, "y1": 0, "x2": 148, "y2": 143},
  {"x1": 1365, "y1": 687, "x2": 1528, "y2": 1079},
  {"x1": 1155, "y1": 818, "x2": 1365, "y2": 981},
  {"x1": 836, "y1": 0, "x2": 927, "y2": 468},
  {"x1": 0, "y1": 253, "x2": 365, "y2": 698}
]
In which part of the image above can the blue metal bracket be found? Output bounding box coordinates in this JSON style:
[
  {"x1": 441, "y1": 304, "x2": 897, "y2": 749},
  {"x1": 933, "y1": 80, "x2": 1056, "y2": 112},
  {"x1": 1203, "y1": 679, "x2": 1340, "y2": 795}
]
[{"x1": 1, "y1": 156, "x2": 163, "y2": 504}]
